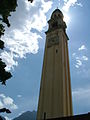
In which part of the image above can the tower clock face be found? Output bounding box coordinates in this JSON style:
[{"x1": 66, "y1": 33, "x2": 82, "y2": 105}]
[{"x1": 47, "y1": 36, "x2": 59, "y2": 48}]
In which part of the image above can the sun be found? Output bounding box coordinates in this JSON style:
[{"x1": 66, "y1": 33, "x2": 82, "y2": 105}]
[{"x1": 63, "y1": 13, "x2": 70, "y2": 25}]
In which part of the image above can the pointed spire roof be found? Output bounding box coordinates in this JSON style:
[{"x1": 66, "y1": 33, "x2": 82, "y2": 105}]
[{"x1": 51, "y1": 9, "x2": 63, "y2": 19}]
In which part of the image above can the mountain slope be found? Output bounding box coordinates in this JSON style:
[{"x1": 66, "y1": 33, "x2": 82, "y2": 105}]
[{"x1": 13, "y1": 111, "x2": 36, "y2": 120}]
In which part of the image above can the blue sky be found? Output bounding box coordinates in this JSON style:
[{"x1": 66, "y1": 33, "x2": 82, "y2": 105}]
[{"x1": 0, "y1": 0, "x2": 90, "y2": 119}]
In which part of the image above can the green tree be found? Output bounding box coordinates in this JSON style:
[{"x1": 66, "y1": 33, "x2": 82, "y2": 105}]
[{"x1": 0, "y1": 0, "x2": 33, "y2": 85}]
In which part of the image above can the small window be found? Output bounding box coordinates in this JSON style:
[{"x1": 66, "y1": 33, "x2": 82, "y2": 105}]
[{"x1": 56, "y1": 49, "x2": 58, "y2": 53}]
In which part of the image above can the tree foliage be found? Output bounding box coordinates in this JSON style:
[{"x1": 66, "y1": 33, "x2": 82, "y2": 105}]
[
  {"x1": 0, "y1": 0, "x2": 33, "y2": 85},
  {"x1": 0, "y1": 108, "x2": 11, "y2": 113},
  {"x1": 0, "y1": 108, "x2": 11, "y2": 120}
]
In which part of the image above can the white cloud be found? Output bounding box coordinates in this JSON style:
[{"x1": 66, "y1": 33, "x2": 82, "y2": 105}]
[
  {"x1": 0, "y1": 94, "x2": 5, "y2": 98},
  {"x1": 5, "y1": 116, "x2": 11, "y2": 120},
  {"x1": 3, "y1": 97, "x2": 14, "y2": 105},
  {"x1": 0, "y1": 51, "x2": 18, "y2": 71},
  {"x1": 78, "y1": 45, "x2": 87, "y2": 51},
  {"x1": 63, "y1": 0, "x2": 68, "y2": 2},
  {"x1": 0, "y1": 0, "x2": 53, "y2": 71},
  {"x1": 62, "y1": 0, "x2": 78, "y2": 12},
  {"x1": 10, "y1": 104, "x2": 18, "y2": 110},
  {"x1": 76, "y1": 59, "x2": 82, "y2": 66},
  {"x1": 17, "y1": 95, "x2": 22, "y2": 98},
  {"x1": 0, "y1": 94, "x2": 18, "y2": 110},
  {"x1": 82, "y1": 56, "x2": 88, "y2": 61},
  {"x1": 62, "y1": 0, "x2": 82, "y2": 12},
  {"x1": 0, "y1": 101, "x2": 4, "y2": 108},
  {"x1": 30, "y1": 10, "x2": 47, "y2": 31},
  {"x1": 75, "y1": 65, "x2": 79, "y2": 68},
  {"x1": 76, "y1": 3, "x2": 83, "y2": 7},
  {"x1": 28, "y1": 0, "x2": 52, "y2": 31},
  {"x1": 75, "y1": 59, "x2": 82, "y2": 68},
  {"x1": 25, "y1": 0, "x2": 36, "y2": 10},
  {"x1": 74, "y1": 55, "x2": 88, "y2": 68},
  {"x1": 72, "y1": 45, "x2": 88, "y2": 69}
]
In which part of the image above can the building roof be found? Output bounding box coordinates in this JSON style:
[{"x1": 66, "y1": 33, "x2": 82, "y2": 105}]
[{"x1": 46, "y1": 113, "x2": 90, "y2": 120}]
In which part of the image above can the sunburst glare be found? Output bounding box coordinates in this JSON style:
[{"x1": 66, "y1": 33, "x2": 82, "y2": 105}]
[{"x1": 63, "y1": 13, "x2": 70, "y2": 25}]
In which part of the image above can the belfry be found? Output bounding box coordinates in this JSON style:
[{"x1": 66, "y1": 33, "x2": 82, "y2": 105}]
[{"x1": 37, "y1": 9, "x2": 73, "y2": 119}]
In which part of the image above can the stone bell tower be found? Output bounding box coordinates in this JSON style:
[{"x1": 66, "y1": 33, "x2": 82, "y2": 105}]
[{"x1": 37, "y1": 9, "x2": 73, "y2": 119}]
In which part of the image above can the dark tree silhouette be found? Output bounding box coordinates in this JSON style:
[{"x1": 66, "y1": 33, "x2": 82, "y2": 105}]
[
  {"x1": 28, "y1": 0, "x2": 33, "y2": 3},
  {"x1": 0, "y1": 108, "x2": 11, "y2": 120},
  {"x1": 0, "y1": 108, "x2": 11, "y2": 113},
  {"x1": 0, "y1": 0, "x2": 17, "y2": 85},
  {"x1": 0, "y1": 0, "x2": 33, "y2": 85}
]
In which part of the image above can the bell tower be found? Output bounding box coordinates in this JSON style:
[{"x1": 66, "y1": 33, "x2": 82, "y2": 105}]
[{"x1": 37, "y1": 9, "x2": 73, "y2": 119}]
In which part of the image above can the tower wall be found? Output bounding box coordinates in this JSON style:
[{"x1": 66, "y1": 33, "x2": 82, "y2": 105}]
[{"x1": 37, "y1": 9, "x2": 73, "y2": 120}]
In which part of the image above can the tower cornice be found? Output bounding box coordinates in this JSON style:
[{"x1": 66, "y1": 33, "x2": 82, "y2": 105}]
[{"x1": 45, "y1": 9, "x2": 69, "y2": 40}]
